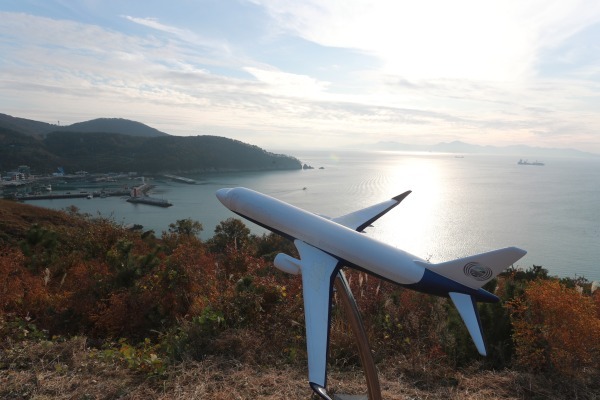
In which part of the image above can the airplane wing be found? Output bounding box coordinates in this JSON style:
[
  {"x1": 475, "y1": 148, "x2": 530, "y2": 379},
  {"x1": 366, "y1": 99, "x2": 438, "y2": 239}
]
[
  {"x1": 294, "y1": 240, "x2": 341, "y2": 400},
  {"x1": 333, "y1": 191, "x2": 411, "y2": 232}
]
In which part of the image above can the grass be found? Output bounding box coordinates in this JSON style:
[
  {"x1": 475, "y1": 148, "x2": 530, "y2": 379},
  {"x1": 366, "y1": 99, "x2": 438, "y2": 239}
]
[{"x1": 2, "y1": 336, "x2": 597, "y2": 400}]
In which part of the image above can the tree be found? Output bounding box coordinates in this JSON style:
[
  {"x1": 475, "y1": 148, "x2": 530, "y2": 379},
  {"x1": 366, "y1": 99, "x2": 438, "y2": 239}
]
[
  {"x1": 19, "y1": 224, "x2": 58, "y2": 273},
  {"x1": 208, "y1": 218, "x2": 251, "y2": 253},
  {"x1": 168, "y1": 218, "x2": 203, "y2": 237},
  {"x1": 254, "y1": 232, "x2": 298, "y2": 261}
]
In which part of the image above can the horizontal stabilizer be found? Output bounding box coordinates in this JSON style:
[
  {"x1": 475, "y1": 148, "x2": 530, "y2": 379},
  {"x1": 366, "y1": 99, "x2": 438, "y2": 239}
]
[
  {"x1": 449, "y1": 292, "x2": 487, "y2": 356},
  {"x1": 419, "y1": 247, "x2": 526, "y2": 289}
]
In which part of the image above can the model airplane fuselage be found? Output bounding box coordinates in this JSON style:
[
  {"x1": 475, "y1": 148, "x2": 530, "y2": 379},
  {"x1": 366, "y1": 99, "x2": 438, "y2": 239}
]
[{"x1": 216, "y1": 187, "x2": 526, "y2": 400}]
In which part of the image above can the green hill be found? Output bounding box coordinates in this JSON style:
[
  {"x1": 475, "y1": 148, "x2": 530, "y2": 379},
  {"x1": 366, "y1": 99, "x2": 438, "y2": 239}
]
[
  {"x1": 43, "y1": 131, "x2": 301, "y2": 173},
  {"x1": 0, "y1": 126, "x2": 301, "y2": 174},
  {"x1": 0, "y1": 114, "x2": 169, "y2": 137},
  {"x1": 62, "y1": 118, "x2": 169, "y2": 137},
  {"x1": 0, "y1": 127, "x2": 61, "y2": 172},
  {"x1": 0, "y1": 113, "x2": 59, "y2": 136}
]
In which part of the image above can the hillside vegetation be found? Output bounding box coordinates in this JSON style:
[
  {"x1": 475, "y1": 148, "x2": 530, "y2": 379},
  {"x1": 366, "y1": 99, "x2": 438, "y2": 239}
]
[
  {"x1": 1, "y1": 200, "x2": 599, "y2": 399},
  {"x1": 61, "y1": 118, "x2": 169, "y2": 137},
  {"x1": 0, "y1": 127, "x2": 300, "y2": 174},
  {"x1": 0, "y1": 113, "x2": 60, "y2": 136},
  {"x1": 0, "y1": 114, "x2": 169, "y2": 137}
]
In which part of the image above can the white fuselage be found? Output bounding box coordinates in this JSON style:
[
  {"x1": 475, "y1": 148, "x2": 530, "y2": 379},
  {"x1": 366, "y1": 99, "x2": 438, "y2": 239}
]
[{"x1": 217, "y1": 187, "x2": 426, "y2": 285}]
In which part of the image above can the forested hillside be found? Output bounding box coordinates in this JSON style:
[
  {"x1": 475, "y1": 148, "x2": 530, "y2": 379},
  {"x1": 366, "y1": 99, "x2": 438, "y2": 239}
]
[
  {"x1": 0, "y1": 127, "x2": 61, "y2": 172},
  {"x1": 0, "y1": 114, "x2": 168, "y2": 137},
  {"x1": 0, "y1": 127, "x2": 301, "y2": 174},
  {"x1": 0, "y1": 113, "x2": 58, "y2": 136},
  {"x1": 61, "y1": 118, "x2": 169, "y2": 137}
]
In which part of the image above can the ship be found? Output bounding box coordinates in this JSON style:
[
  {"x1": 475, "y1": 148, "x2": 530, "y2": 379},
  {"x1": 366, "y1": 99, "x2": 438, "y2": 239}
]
[{"x1": 518, "y1": 159, "x2": 545, "y2": 166}]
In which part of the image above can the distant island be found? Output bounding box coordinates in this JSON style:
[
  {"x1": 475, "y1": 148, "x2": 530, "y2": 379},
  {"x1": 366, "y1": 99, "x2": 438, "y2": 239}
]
[
  {"x1": 361, "y1": 140, "x2": 599, "y2": 158},
  {"x1": 0, "y1": 113, "x2": 301, "y2": 174}
]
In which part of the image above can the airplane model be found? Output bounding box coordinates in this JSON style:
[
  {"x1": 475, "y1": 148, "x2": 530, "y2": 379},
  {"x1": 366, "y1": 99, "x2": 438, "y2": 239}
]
[{"x1": 216, "y1": 187, "x2": 526, "y2": 400}]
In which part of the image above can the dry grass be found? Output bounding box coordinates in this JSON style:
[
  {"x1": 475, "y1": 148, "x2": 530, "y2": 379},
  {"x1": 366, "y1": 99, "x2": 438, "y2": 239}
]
[{"x1": 2, "y1": 337, "x2": 598, "y2": 400}]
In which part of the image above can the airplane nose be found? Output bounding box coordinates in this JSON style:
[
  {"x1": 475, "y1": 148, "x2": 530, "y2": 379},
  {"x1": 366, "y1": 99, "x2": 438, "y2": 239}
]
[{"x1": 216, "y1": 188, "x2": 233, "y2": 208}]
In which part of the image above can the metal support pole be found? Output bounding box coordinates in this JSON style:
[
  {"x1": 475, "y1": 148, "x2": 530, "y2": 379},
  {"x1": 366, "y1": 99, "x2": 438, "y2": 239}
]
[{"x1": 334, "y1": 271, "x2": 382, "y2": 400}]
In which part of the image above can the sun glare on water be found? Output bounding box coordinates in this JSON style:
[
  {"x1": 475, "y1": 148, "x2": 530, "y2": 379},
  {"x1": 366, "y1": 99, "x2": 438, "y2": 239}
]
[{"x1": 365, "y1": 155, "x2": 448, "y2": 260}]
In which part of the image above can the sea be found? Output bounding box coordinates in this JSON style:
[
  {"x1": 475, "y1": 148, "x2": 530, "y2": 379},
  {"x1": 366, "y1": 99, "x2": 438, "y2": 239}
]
[{"x1": 22, "y1": 150, "x2": 600, "y2": 281}]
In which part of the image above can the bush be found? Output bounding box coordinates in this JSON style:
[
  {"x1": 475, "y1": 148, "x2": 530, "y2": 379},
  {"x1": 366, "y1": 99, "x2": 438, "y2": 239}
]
[{"x1": 507, "y1": 279, "x2": 600, "y2": 380}]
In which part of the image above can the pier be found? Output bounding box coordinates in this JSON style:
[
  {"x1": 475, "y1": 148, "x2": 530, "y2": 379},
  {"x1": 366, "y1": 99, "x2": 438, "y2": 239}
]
[
  {"x1": 126, "y1": 180, "x2": 171, "y2": 207},
  {"x1": 126, "y1": 196, "x2": 172, "y2": 207}
]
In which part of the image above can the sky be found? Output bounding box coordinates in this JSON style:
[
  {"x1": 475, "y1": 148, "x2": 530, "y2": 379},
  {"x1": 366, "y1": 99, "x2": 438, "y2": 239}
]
[{"x1": 1, "y1": 1, "x2": 600, "y2": 153}]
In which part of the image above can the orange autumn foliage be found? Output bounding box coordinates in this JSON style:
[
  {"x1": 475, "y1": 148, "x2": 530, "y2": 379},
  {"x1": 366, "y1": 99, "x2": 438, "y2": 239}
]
[
  {"x1": 593, "y1": 289, "x2": 600, "y2": 319},
  {"x1": 0, "y1": 247, "x2": 48, "y2": 315},
  {"x1": 507, "y1": 279, "x2": 600, "y2": 378}
]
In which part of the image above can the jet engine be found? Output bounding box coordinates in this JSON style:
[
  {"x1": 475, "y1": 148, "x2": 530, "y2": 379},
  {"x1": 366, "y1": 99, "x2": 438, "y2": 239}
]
[{"x1": 274, "y1": 253, "x2": 301, "y2": 275}]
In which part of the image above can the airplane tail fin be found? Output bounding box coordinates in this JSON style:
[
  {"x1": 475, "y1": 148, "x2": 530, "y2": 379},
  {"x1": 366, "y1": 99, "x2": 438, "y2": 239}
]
[
  {"x1": 423, "y1": 246, "x2": 526, "y2": 289},
  {"x1": 421, "y1": 247, "x2": 526, "y2": 356}
]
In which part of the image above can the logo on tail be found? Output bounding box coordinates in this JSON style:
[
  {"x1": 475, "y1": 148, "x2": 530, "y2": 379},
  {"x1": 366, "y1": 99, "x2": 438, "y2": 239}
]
[{"x1": 463, "y1": 262, "x2": 493, "y2": 281}]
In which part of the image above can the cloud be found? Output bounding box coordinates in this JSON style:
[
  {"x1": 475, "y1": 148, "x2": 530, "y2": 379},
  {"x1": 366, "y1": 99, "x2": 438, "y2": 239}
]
[
  {"x1": 243, "y1": 67, "x2": 330, "y2": 97},
  {"x1": 252, "y1": 0, "x2": 600, "y2": 81},
  {"x1": 1, "y1": 4, "x2": 600, "y2": 153},
  {"x1": 123, "y1": 15, "x2": 232, "y2": 54}
]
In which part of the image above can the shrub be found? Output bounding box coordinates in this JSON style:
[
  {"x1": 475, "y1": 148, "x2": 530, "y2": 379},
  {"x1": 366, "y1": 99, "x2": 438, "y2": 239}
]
[
  {"x1": 507, "y1": 279, "x2": 600, "y2": 379},
  {"x1": 0, "y1": 246, "x2": 48, "y2": 317}
]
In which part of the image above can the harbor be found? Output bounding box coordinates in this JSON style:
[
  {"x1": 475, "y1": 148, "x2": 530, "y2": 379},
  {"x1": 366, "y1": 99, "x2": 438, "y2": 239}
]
[
  {"x1": 13, "y1": 189, "x2": 131, "y2": 201},
  {"x1": 2, "y1": 173, "x2": 173, "y2": 208}
]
